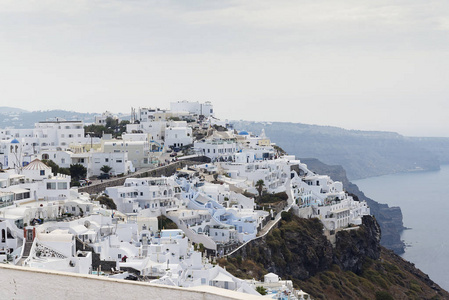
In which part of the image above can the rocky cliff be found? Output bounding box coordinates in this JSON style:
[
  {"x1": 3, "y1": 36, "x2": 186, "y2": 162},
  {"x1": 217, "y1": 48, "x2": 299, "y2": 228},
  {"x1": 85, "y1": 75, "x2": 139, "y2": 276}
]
[
  {"x1": 300, "y1": 158, "x2": 405, "y2": 254},
  {"x1": 219, "y1": 212, "x2": 449, "y2": 299}
]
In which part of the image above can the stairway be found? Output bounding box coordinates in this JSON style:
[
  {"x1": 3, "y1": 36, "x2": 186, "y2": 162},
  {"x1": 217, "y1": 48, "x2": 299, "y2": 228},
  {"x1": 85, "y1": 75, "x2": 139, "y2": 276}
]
[{"x1": 17, "y1": 241, "x2": 33, "y2": 266}]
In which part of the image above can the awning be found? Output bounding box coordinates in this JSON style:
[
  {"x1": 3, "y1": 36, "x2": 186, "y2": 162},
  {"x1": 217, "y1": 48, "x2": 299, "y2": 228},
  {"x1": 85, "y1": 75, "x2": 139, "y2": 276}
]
[{"x1": 8, "y1": 188, "x2": 30, "y2": 194}]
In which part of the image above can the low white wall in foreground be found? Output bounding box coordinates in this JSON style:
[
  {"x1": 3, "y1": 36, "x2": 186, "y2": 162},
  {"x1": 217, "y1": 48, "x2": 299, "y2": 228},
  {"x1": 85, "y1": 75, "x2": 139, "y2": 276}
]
[{"x1": 0, "y1": 264, "x2": 263, "y2": 300}]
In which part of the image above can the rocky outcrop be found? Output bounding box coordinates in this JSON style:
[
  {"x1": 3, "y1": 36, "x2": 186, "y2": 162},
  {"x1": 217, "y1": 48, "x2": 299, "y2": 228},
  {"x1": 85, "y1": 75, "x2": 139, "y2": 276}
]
[
  {"x1": 231, "y1": 213, "x2": 382, "y2": 280},
  {"x1": 300, "y1": 158, "x2": 405, "y2": 254},
  {"x1": 333, "y1": 216, "x2": 381, "y2": 274},
  {"x1": 232, "y1": 215, "x2": 333, "y2": 280}
]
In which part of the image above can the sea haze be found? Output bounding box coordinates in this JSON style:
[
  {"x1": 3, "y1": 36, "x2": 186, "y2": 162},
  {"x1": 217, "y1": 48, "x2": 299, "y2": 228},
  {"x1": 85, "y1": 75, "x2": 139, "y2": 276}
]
[{"x1": 354, "y1": 165, "x2": 449, "y2": 290}]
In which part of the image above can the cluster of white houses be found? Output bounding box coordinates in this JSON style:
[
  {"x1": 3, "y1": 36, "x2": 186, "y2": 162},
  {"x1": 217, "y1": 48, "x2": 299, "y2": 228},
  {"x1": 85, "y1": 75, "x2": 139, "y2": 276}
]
[
  {"x1": 0, "y1": 101, "x2": 373, "y2": 299},
  {"x1": 0, "y1": 101, "x2": 217, "y2": 177}
]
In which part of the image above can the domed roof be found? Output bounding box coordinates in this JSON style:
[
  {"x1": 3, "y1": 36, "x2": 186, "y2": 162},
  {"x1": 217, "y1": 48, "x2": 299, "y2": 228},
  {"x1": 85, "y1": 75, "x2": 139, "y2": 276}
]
[
  {"x1": 23, "y1": 159, "x2": 51, "y2": 171},
  {"x1": 238, "y1": 131, "x2": 249, "y2": 135},
  {"x1": 10, "y1": 139, "x2": 19, "y2": 144}
]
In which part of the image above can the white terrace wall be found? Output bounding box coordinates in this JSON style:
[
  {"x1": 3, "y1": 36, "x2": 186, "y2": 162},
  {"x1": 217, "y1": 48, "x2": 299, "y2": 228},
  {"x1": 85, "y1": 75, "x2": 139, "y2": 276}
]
[{"x1": 0, "y1": 264, "x2": 263, "y2": 300}]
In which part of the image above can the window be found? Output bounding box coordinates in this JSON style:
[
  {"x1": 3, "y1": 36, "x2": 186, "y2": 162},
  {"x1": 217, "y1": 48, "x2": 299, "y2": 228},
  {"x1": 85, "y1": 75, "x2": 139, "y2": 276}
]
[
  {"x1": 116, "y1": 160, "x2": 122, "y2": 163},
  {"x1": 40, "y1": 170, "x2": 45, "y2": 176},
  {"x1": 72, "y1": 207, "x2": 76, "y2": 212},
  {"x1": 61, "y1": 158, "x2": 65, "y2": 164},
  {"x1": 105, "y1": 158, "x2": 109, "y2": 162},
  {"x1": 47, "y1": 182, "x2": 56, "y2": 190},
  {"x1": 58, "y1": 182, "x2": 67, "y2": 189}
]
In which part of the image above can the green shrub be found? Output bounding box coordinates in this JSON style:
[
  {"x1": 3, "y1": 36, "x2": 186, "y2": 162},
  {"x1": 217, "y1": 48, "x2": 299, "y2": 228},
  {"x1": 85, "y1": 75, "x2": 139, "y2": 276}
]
[
  {"x1": 375, "y1": 291, "x2": 394, "y2": 300},
  {"x1": 256, "y1": 286, "x2": 267, "y2": 295},
  {"x1": 96, "y1": 195, "x2": 117, "y2": 210}
]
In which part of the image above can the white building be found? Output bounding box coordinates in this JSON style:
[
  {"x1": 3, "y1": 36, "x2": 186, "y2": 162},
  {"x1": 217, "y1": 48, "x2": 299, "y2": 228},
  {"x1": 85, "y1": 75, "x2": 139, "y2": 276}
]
[
  {"x1": 0, "y1": 119, "x2": 88, "y2": 157},
  {"x1": 23, "y1": 228, "x2": 92, "y2": 274},
  {"x1": 221, "y1": 157, "x2": 291, "y2": 194},
  {"x1": 170, "y1": 101, "x2": 214, "y2": 118},
  {"x1": 0, "y1": 139, "x2": 29, "y2": 170},
  {"x1": 126, "y1": 120, "x2": 166, "y2": 145},
  {"x1": 94, "y1": 111, "x2": 119, "y2": 126},
  {"x1": 165, "y1": 125, "x2": 193, "y2": 149},
  {"x1": 288, "y1": 158, "x2": 370, "y2": 230},
  {"x1": 105, "y1": 177, "x2": 183, "y2": 215},
  {"x1": 102, "y1": 140, "x2": 150, "y2": 169}
]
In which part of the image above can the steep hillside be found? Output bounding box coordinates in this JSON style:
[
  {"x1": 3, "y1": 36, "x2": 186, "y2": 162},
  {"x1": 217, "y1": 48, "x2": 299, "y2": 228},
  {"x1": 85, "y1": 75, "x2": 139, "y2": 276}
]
[
  {"x1": 219, "y1": 212, "x2": 448, "y2": 300},
  {"x1": 234, "y1": 121, "x2": 441, "y2": 180},
  {"x1": 300, "y1": 158, "x2": 405, "y2": 254},
  {"x1": 409, "y1": 137, "x2": 449, "y2": 165},
  {"x1": 0, "y1": 108, "x2": 130, "y2": 128},
  {"x1": 0, "y1": 106, "x2": 28, "y2": 114}
]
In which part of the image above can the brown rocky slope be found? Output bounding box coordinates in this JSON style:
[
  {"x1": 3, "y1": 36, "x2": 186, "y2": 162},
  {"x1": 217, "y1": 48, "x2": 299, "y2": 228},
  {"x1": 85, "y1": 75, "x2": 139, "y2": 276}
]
[{"x1": 218, "y1": 212, "x2": 448, "y2": 299}]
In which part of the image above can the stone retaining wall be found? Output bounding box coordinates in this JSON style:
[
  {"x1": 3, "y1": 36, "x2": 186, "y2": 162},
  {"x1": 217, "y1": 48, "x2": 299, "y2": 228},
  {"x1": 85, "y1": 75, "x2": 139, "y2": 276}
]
[{"x1": 78, "y1": 159, "x2": 203, "y2": 195}]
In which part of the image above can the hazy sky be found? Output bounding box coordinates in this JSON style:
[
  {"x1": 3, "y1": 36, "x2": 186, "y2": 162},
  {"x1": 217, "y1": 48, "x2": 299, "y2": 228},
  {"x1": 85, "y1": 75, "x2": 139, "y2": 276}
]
[{"x1": 1, "y1": 1, "x2": 449, "y2": 137}]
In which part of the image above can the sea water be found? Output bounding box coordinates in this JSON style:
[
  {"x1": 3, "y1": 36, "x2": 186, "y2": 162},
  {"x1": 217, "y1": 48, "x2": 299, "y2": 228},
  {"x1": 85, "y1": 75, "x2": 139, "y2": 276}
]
[{"x1": 353, "y1": 165, "x2": 449, "y2": 291}]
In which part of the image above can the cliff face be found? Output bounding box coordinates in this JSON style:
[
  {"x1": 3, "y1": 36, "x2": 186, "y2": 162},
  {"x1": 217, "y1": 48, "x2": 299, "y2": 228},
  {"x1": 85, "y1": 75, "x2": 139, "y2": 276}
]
[
  {"x1": 333, "y1": 216, "x2": 381, "y2": 274},
  {"x1": 219, "y1": 213, "x2": 449, "y2": 299},
  {"x1": 232, "y1": 216, "x2": 334, "y2": 280},
  {"x1": 230, "y1": 213, "x2": 381, "y2": 279},
  {"x1": 300, "y1": 158, "x2": 405, "y2": 254}
]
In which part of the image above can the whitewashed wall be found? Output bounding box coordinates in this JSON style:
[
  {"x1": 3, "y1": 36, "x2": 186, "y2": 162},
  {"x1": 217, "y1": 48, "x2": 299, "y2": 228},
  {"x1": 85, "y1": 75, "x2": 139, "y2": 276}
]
[{"x1": 0, "y1": 264, "x2": 263, "y2": 300}]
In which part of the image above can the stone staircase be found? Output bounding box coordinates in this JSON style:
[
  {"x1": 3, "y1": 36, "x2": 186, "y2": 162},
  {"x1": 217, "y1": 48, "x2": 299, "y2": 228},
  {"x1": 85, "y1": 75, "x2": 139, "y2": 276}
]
[{"x1": 17, "y1": 241, "x2": 33, "y2": 266}]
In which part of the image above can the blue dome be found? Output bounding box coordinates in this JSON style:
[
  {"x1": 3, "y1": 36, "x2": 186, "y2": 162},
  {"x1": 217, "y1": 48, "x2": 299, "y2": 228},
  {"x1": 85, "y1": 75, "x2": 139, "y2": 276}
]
[
  {"x1": 10, "y1": 139, "x2": 19, "y2": 144},
  {"x1": 238, "y1": 131, "x2": 249, "y2": 135}
]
